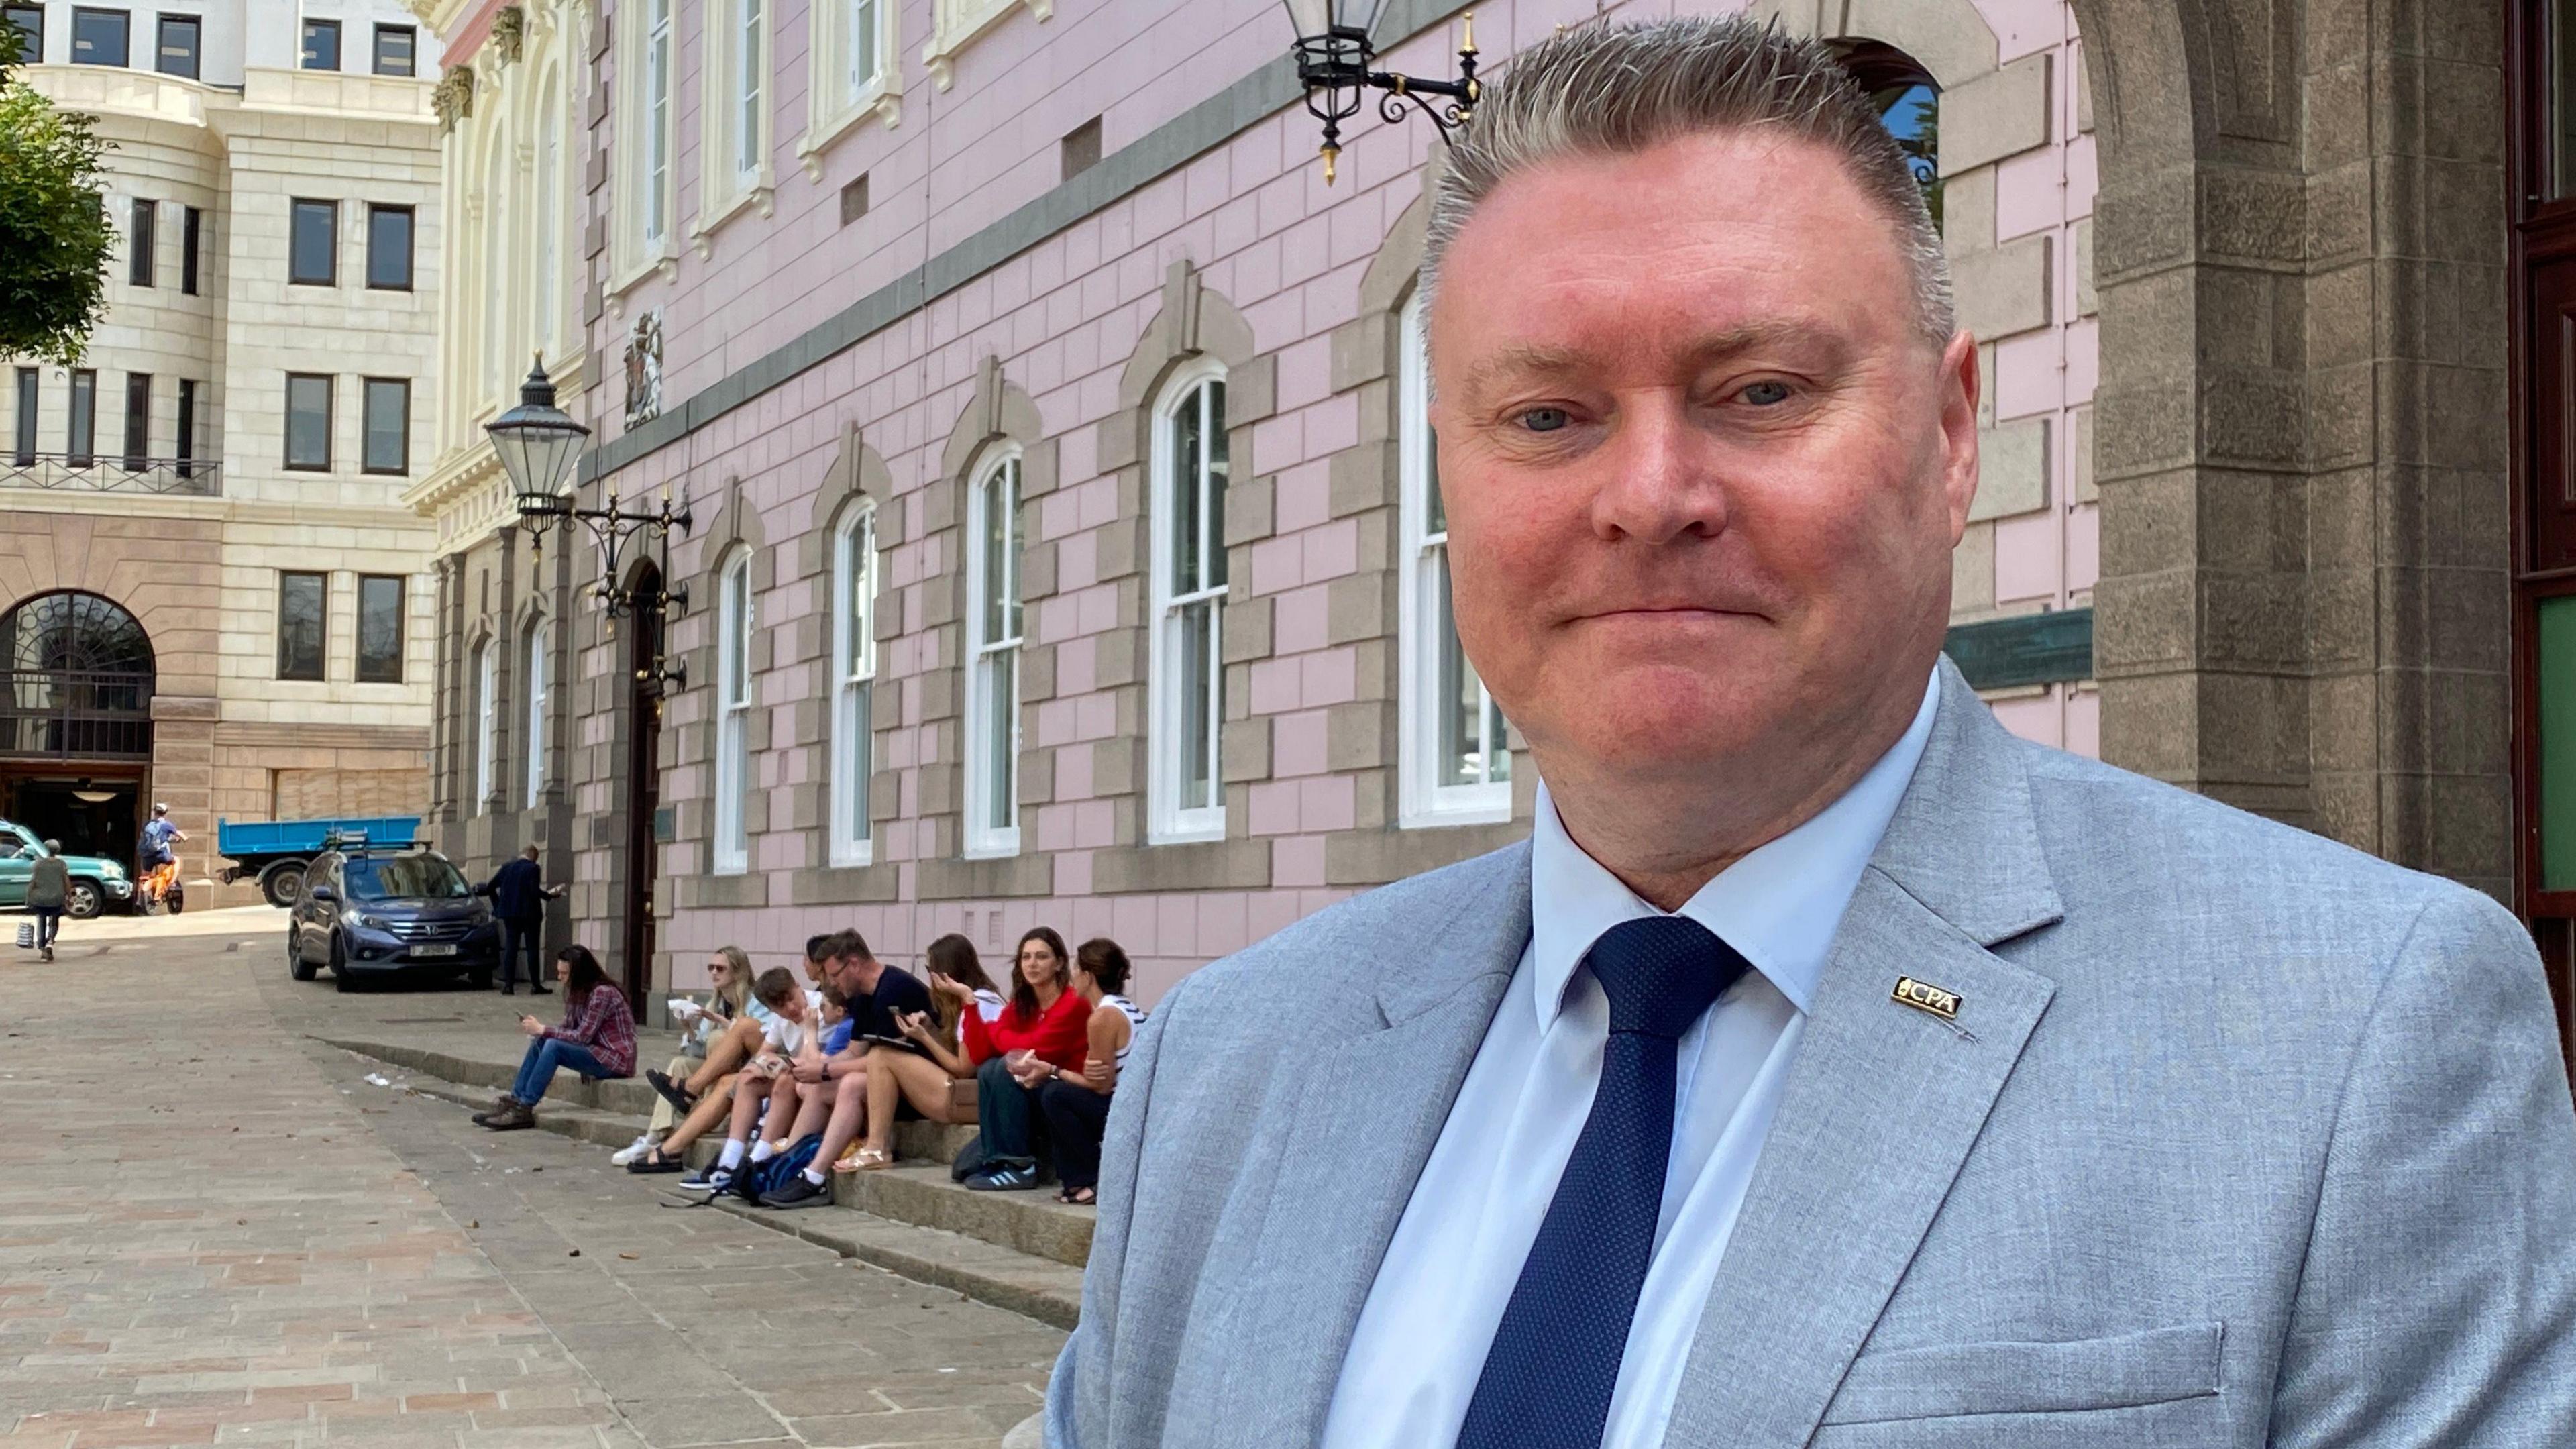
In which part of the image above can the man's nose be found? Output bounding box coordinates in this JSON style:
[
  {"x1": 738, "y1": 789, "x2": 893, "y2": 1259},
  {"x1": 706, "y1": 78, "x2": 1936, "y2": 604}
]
[{"x1": 1587, "y1": 394, "x2": 1729, "y2": 544}]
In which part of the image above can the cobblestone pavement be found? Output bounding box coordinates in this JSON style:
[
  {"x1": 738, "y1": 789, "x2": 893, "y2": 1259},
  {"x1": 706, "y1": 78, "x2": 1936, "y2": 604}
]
[{"x1": 0, "y1": 922, "x2": 1064, "y2": 1449}]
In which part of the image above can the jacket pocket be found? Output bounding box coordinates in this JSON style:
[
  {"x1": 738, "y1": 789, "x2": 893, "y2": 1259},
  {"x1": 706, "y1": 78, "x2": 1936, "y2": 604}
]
[{"x1": 1819, "y1": 1321, "x2": 2224, "y2": 1426}]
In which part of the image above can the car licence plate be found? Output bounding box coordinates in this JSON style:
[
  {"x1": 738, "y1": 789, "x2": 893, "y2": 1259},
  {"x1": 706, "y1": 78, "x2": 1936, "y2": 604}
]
[{"x1": 410, "y1": 943, "x2": 458, "y2": 957}]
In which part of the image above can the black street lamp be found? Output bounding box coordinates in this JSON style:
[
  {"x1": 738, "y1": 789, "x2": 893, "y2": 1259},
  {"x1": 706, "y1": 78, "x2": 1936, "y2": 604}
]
[
  {"x1": 487, "y1": 358, "x2": 692, "y2": 643},
  {"x1": 1283, "y1": 0, "x2": 1479, "y2": 184}
]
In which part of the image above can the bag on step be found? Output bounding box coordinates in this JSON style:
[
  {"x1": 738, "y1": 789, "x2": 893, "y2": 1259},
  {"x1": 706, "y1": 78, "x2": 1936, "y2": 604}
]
[{"x1": 738, "y1": 1134, "x2": 823, "y2": 1202}]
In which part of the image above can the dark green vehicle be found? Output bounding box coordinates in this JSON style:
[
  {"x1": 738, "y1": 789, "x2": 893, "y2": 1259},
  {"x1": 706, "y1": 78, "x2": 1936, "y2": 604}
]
[{"x1": 0, "y1": 819, "x2": 135, "y2": 918}]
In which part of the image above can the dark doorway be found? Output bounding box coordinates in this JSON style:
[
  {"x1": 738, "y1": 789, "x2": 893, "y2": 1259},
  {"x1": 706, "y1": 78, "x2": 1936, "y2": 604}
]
[
  {"x1": 619, "y1": 561, "x2": 665, "y2": 1021},
  {"x1": 5, "y1": 775, "x2": 140, "y2": 869}
]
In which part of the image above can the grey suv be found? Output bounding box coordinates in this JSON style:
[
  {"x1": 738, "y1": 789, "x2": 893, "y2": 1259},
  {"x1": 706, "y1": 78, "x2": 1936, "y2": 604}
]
[{"x1": 287, "y1": 845, "x2": 500, "y2": 991}]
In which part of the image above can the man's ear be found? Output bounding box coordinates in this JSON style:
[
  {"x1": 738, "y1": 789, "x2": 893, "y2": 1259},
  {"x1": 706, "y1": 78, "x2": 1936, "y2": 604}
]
[{"x1": 1939, "y1": 331, "x2": 1982, "y2": 541}]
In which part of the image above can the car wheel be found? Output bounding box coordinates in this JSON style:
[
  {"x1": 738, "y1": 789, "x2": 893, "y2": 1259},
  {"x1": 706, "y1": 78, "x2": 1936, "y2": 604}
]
[
  {"x1": 288, "y1": 926, "x2": 316, "y2": 981},
  {"x1": 62, "y1": 881, "x2": 102, "y2": 920},
  {"x1": 259, "y1": 862, "x2": 305, "y2": 909},
  {"x1": 330, "y1": 934, "x2": 356, "y2": 992}
]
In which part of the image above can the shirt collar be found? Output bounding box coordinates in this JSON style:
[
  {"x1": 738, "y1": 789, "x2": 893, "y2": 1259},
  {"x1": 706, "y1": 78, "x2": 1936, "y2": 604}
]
[{"x1": 1528, "y1": 670, "x2": 1942, "y2": 1026}]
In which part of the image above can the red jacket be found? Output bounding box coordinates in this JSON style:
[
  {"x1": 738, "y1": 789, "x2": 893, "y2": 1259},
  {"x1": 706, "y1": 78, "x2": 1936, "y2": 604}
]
[{"x1": 963, "y1": 988, "x2": 1091, "y2": 1073}]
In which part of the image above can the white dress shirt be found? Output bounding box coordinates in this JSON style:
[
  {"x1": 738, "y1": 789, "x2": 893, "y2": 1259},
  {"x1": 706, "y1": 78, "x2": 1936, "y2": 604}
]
[{"x1": 1319, "y1": 673, "x2": 1941, "y2": 1449}]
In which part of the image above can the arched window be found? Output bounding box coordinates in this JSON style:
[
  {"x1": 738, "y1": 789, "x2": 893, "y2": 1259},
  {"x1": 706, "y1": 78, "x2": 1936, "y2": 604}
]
[
  {"x1": 1833, "y1": 40, "x2": 1941, "y2": 226},
  {"x1": 1397, "y1": 290, "x2": 1510, "y2": 825},
  {"x1": 713, "y1": 552, "x2": 753, "y2": 874},
  {"x1": 0, "y1": 590, "x2": 155, "y2": 759},
  {"x1": 523, "y1": 617, "x2": 550, "y2": 808},
  {"x1": 472, "y1": 639, "x2": 496, "y2": 814},
  {"x1": 829, "y1": 504, "x2": 877, "y2": 865},
  {"x1": 963, "y1": 450, "x2": 1022, "y2": 857},
  {"x1": 1148, "y1": 363, "x2": 1228, "y2": 842}
]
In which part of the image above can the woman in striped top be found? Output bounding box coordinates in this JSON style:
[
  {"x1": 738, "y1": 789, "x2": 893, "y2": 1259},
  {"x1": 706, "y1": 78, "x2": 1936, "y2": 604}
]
[{"x1": 1032, "y1": 936, "x2": 1148, "y2": 1205}]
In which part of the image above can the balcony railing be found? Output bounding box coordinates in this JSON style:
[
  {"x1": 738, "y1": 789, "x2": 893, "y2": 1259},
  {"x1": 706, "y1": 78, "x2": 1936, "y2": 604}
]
[
  {"x1": 0, "y1": 669, "x2": 155, "y2": 760},
  {"x1": 1, "y1": 452, "x2": 221, "y2": 496}
]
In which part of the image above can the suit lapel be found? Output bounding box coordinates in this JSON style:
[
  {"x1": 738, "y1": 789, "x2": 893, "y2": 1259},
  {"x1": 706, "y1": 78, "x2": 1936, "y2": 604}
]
[
  {"x1": 1664, "y1": 661, "x2": 2070, "y2": 1446},
  {"x1": 1199, "y1": 847, "x2": 1532, "y2": 1446}
]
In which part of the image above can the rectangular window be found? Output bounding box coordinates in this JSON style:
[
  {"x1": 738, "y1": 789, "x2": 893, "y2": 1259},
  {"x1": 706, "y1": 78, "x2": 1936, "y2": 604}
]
[
  {"x1": 175, "y1": 378, "x2": 197, "y2": 474},
  {"x1": 180, "y1": 206, "x2": 201, "y2": 294},
  {"x1": 474, "y1": 642, "x2": 496, "y2": 810},
  {"x1": 284, "y1": 372, "x2": 331, "y2": 470},
  {"x1": 847, "y1": 0, "x2": 882, "y2": 100},
  {"x1": 121, "y1": 372, "x2": 149, "y2": 469},
  {"x1": 371, "y1": 23, "x2": 415, "y2": 76},
  {"x1": 523, "y1": 620, "x2": 551, "y2": 805},
  {"x1": 714, "y1": 555, "x2": 753, "y2": 873},
  {"x1": 289, "y1": 199, "x2": 335, "y2": 284},
  {"x1": 830, "y1": 509, "x2": 877, "y2": 864},
  {"x1": 1150, "y1": 373, "x2": 1229, "y2": 842},
  {"x1": 127, "y1": 197, "x2": 154, "y2": 286},
  {"x1": 154, "y1": 13, "x2": 197, "y2": 76},
  {"x1": 1397, "y1": 292, "x2": 1511, "y2": 824},
  {"x1": 361, "y1": 377, "x2": 407, "y2": 474},
  {"x1": 643, "y1": 0, "x2": 672, "y2": 245},
  {"x1": 737, "y1": 0, "x2": 765, "y2": 184},
  {"x1": 300, "y1": 17, "x2": 339, "y2": 70},
  {"x1": 11, "y1": 368, "x2": 35, "y2": 466},
  {"x1": 356, "y1": 574, "x2": 404, "y2": 684},
  {"x1": 5, "y1": 6, "x2": 42, "y2": 65},
  {"x1": 365, "y1": 204, "x2": 412, "y2": 289},
  {"x1": 66, "y1": 370, "x2": 96, "y2": 466},
  {"x1": 277, "y1": 571, "x2": 327, "y2": 681},
  {"x1": 965, "y1": 454, "x2": 1022, "y2": 856},
  {"x1": 70, "y1": 7, "x2": 125, "y2": 66}
]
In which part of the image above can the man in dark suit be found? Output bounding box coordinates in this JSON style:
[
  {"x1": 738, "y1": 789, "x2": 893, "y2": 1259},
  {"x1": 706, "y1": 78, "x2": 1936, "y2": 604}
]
[{"x1": 480, "y1": 845, "x2": 562, "y2": 996}]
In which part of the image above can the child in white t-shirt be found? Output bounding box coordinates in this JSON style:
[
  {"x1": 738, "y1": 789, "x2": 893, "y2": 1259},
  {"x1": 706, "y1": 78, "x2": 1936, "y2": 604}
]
[{"x1": 685, "y1": 967, "x2": 823, "y2": 1193}]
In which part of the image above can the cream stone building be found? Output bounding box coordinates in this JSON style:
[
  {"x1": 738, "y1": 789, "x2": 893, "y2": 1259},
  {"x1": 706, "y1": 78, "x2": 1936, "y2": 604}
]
[{"x1": 1, "y1": 0, "x2": 440, "y2": 899}]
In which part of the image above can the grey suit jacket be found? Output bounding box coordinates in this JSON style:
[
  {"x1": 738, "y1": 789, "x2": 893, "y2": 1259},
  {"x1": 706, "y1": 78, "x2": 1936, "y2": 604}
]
[{"x1": 1046, "y1": 661, "x2": 2576, "y2": 1447}]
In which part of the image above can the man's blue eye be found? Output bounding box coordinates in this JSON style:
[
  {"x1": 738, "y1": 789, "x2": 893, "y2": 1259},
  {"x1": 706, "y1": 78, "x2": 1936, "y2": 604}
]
[
  {"x1": 1741, "y1": 380, "x2": 1792, "y2": 406},
  {"x1": 1520, "y1": 407, "x2": 1570, "y2": 433}
]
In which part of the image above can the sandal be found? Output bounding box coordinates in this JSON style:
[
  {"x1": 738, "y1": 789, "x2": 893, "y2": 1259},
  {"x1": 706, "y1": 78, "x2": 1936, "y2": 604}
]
[
  {"x1": 1054, "y1": 1186, "x2": 1096, "y2": 1206},
  {"x1": 835, "y1": 1147, "x2": 895, "y2": 1173},
  {"x1": 628, "y1": 1147, "x2": 686, "y2": 1174}
]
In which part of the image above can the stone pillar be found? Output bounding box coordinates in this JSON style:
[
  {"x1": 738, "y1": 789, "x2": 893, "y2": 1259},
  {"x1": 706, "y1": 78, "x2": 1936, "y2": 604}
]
[
  {"x1": 148, "y1": 694, "x2": 222, "y2": 894},
  {"x1": 2078, "y1": 0, "x2": 2512, "y2": 898}
]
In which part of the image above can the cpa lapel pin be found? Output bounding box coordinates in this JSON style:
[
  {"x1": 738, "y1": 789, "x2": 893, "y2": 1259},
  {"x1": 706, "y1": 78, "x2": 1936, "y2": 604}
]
[{"x1": 1892, "y1": 975, "x2": 1962, "y2": 1021}]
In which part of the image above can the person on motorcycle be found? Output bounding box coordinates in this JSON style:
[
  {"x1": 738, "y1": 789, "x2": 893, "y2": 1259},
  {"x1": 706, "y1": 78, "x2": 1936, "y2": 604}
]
[{"x1": 140, "y1": 804, "x2": 186, "y2": 909}]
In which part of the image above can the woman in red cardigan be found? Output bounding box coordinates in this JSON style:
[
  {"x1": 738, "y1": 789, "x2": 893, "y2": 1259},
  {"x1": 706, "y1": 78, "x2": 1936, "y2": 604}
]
[{"x1": 960, "y1": 926, "x2": 1089, "y2": 1191}]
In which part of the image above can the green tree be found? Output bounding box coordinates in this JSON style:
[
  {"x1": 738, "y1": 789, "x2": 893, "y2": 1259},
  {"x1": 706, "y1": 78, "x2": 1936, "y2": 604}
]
[{"x1": 0, "y1": 25, "x2": 116, "y2": 366}]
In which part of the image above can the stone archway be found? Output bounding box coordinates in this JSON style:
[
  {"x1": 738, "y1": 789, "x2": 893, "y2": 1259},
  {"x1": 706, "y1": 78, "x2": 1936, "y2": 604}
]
[{"x1": 0, "y1": 590, "x2": 158, "y2": 867}]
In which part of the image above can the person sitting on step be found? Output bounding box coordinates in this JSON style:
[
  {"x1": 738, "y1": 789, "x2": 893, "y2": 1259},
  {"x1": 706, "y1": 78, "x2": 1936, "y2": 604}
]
[
  {"x1": 478, "y1": 944, "x2": 635, "y2": 1131},
  {"x1": 1033, "y1": 938, "x2": 1148, "y2": 1206},
  {"x1": 616, "y1": 945, "x2": 754, "y2": 1166},
  {"x1": 679, "y1": 967, "x2": 822, "y2": 1194},
  {"x1": 847, "y1": 933, "x2": 1008, "y2": 1175},
  {"x1": 645, "y1": 934, "x2": 832, "y2": 1118},
  {"x1": 756, "y1": 929, "x2": 937, "y2": 1208},
  {"x1": 954, "y1": 927, "x2": 1090, "y2": 1192}
]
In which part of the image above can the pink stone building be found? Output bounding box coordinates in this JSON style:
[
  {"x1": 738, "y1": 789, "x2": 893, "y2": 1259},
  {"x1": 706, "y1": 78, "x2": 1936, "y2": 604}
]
[{"x1": 421, "y1": 0, "x2": 2106, "y2": 1008}]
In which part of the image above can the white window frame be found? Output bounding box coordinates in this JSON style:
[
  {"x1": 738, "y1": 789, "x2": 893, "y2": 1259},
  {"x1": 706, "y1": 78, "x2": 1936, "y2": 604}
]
[
  {"x1": 696, "y1": 0, "x2": 775, "y2": 247},
  {"x1": 1147, "y1": 361, "x2": 1229, "y2": 843},
  {"x1": 921, "y1": 0, "x2": 1049, "y2": 91},
  {"x1": 472, "y1": 639, "x2": 496, "y2": 815},
  {"x1": 614, "y1": 0, "x2": 678, "y2": 286},
  {"x1": 828, "y1": 504, "x2": 879, "y2": 867},
  {"x1": 480, "y1": 125, "x2": 511, "y2": 407},
  {"x1": 713, "y1": 551, "x2": 753, "y2": 874},
  {"x1": 1397, "y1": 290, "x2": 1512, "y2": 826},
  {"x1": 534, "y1": 72, "x2": 564, "y2": 360},
  {"x1": 963, "y1": 450, "x2": 1022, "y2": 858},
  {"x1": 797, "y1": 0, "x2": 900, "y2": 176},
  {"x1": 523, "y1": 618, "x2": 551, "y2": 809}
]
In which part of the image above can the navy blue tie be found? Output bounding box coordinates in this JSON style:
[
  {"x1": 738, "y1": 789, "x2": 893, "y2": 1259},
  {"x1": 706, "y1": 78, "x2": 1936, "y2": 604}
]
[{"x1": 1455, "y1": 914, "x2": 1752, "y2": 1449}]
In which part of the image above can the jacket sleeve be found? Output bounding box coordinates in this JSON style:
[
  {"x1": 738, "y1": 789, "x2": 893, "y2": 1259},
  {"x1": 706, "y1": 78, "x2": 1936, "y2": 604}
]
[
  {"x1": 1046, "y1": 978, "x2": 1185, "y2": 1448},
  {"x1": 2268, "y1": 890, "x2": 2576, "y2": 1447},
  {"x1": 962, "y1": 1007, "x2": 997, "y2": 1066}
]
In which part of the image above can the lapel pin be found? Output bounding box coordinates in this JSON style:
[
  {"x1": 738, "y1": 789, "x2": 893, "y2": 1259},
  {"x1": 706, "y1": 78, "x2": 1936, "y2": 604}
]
[{"x1": 1892, "y1": 976, "x2": 1962, "y2": 1021}]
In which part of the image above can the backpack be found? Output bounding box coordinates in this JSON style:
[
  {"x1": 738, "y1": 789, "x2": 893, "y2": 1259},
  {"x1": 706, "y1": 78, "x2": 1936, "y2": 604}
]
[{"x1": 737, "y1": 1135, "x2": 822, "y2": 1202}]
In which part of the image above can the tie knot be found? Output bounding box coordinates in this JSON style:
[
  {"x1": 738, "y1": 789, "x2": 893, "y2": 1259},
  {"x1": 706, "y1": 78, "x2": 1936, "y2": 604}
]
[{"x1": 1583, "y1": 915, "x2": 1749, "y2": 1039}]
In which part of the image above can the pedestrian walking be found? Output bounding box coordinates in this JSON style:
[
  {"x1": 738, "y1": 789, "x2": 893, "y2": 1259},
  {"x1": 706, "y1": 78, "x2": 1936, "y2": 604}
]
[
  {"x1": 25, "y1": 842, "x2": 66, "y2": 963},
  {"x1": 478, "y1": 845, "x2": 564, "y2": 996}
]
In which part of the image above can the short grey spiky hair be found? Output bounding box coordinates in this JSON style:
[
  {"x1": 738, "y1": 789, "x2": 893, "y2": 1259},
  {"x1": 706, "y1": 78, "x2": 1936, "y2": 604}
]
[{"x1": 1421, "y1": 16, "x2": 1955, "y2": 345}]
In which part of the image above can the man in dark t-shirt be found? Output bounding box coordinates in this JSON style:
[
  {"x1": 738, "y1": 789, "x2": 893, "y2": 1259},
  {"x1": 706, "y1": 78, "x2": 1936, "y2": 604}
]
[{"x1": 758, "y1": 928, "x2": 934, "y2": 1209}]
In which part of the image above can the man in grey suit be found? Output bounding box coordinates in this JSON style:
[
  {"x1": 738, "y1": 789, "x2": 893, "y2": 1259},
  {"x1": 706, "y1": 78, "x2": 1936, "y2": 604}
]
[{"x1": 1047, "y1": 17, "x2": 2576, "y2": 1447}]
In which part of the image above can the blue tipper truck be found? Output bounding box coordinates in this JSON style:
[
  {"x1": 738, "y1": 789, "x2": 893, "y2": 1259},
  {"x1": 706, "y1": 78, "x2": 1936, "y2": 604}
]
[{"x1": 218, "y1": 816, "x2": 423, "y2": 908}]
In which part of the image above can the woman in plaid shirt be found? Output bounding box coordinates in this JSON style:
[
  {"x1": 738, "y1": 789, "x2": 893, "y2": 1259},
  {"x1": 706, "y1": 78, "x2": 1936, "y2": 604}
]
[{"x1": 478, "y1": 943, "x2": 635, "y2": 1131}]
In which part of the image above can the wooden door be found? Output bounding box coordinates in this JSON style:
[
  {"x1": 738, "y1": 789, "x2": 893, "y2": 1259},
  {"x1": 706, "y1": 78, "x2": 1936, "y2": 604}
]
[{"x1": 619, "y1": 562, "x2": 664, "y2": 1022}]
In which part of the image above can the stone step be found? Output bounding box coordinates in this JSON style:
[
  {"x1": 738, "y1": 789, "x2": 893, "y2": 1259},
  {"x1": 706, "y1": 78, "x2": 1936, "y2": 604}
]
[{"x1": 327, "y1": 1044, "x2": 1086, "y2": 1329}]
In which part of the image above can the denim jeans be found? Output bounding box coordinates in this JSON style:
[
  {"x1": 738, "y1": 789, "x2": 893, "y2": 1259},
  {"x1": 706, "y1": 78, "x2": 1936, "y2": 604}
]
[
  {"x1": 31, "y1": 909, "x2": 59, "y2": 947},
  {"x1": 512, "y1": 1038, "x2": 608, "y2": 1105},
  {"x1": 1037, "y1": 1078, "x2": 1114, "y2": 1190},
  {"x1": 975, "y1": 1055, "x2": 1044, "y2": 1169}
]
